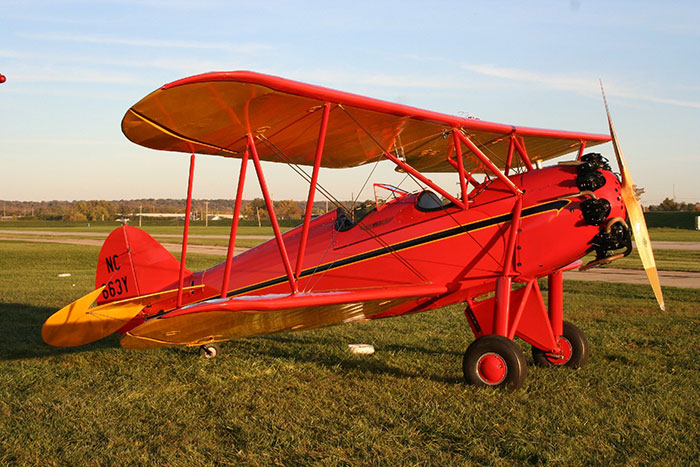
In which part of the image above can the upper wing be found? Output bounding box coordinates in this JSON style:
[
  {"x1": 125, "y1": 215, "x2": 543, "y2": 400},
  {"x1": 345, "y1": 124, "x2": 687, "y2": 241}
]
[
  {"x1": 119, "y1": 284, "x2": 449, "y2": 349},
  {"x1": 122, "y1": 71, "x2": 610, "y2": 172}
]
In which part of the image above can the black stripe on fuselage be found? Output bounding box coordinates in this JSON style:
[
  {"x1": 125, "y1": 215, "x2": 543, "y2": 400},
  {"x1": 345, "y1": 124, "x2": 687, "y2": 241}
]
[{"x1": 226, "y1": 199, "x2": 569, "y2": 298}]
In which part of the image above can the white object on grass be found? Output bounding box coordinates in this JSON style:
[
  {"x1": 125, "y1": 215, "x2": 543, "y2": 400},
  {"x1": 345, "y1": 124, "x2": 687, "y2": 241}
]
[{"x1": 348, "y1": 344, "x2": 375, "y2": 355}]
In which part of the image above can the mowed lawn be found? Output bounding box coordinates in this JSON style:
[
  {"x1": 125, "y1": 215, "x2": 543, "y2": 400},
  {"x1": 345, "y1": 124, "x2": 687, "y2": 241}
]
[{"x1": 1, "y1": 240, "x2": 699, "y2": 465}]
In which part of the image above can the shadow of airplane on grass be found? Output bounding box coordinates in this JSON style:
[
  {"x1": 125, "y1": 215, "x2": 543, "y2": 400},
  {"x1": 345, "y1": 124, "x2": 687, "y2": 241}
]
[
  {"x1": 1, "y1": 301, "x2": 463, "y2": 384},
  {"x1": 236, "y1": 334, "x2": 465, "y2": 385},
  {"x1": 0, "y1": 302, "x2": 120, "y2": 361}
]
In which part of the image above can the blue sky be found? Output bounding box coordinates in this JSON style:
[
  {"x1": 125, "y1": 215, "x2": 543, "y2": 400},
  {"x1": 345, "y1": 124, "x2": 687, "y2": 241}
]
[{"x1": 1, "y1": 0, "x2": 698, "y2": 205}]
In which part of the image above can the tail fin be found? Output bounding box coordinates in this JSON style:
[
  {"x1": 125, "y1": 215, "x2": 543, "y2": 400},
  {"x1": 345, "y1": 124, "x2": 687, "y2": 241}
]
[{"x1": 95, "y1": 226, "x2": 190, "y2": 304}]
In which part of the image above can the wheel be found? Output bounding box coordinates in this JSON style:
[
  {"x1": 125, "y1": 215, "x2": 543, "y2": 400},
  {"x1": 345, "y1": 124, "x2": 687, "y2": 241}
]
[
  {"x1": 199, "y1": 343, "x2": 222, "y2": 359},
  {"x1": 532, "y1": 321, "x2": 589, "y2": 368},
  {"x1": 463, "y1": 335, "x2": 528, "y2": 390}
]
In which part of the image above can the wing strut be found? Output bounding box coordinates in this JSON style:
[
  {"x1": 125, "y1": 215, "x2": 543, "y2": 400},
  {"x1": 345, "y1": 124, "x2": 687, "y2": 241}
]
[
  {"x1": 220, "y1": 103, "x2": 330, "y2": 298},
  {"x1": 221, "y1": 150, "x2": 250, "y2": 298},
  {"x1": 176, "y1": 153, "x2": 196, "y2": 307},
  {"x1": 455, "y1": 131, "x2": 523, "y2": 195},
  {"x1": 382, "y1": 150, "x2": 465, "y2": 208},
  {"x1": 452, "y1": 129, "x2": 469, "y2": 204},
  {"x1": 511, "y1": 136, "x2": 535, "y2": 172},
  {"x1": 504, "y1": 137, "x2": 516, "y2": 176},
  {"x1": 295, "y1": 103, "x2": 331, "y2": 278},
  {"x1": 248, "y1": 134, "x2": 299, "y2": 294},
  {"x1": 576, "y1": 140, "x2": 587, "y2": 160}
]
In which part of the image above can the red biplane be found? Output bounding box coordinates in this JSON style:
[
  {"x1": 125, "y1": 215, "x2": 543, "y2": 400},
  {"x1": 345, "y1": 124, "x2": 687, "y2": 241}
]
[{"x1": 42, "y1": 71, "x2": 663, "y2": 390}]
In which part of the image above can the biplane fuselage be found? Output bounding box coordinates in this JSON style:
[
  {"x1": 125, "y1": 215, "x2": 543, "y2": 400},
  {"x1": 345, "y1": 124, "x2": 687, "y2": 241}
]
[{"x1": 115, "y1": 164, "x2": 623, "y2": 335}]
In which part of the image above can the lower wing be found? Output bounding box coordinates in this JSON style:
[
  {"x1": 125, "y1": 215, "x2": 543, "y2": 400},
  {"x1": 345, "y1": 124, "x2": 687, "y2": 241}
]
[{"x1": 120, "y1": 284, "x2": 450, "y2": 349}]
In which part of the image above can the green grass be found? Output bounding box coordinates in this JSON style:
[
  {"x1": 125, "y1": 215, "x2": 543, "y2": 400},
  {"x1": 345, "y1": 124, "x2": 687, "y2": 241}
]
[
  {"x1": 648, "y1": 227, "x2": 700, "y2": 242},
  {"x1": 3, "y1": 220, "x2": 699, "y2": 241},
  {"x1": 583, "y1": 249, "x2": 700, "y2": 272},
  {"x1": 1, "y1": 241, "x2": 699, "y2": 464},
  {"x1": 0, "y1": 222, "x2": 283, "y2": 250},
  {"x1": 150, "y1": 236, "x2": 267, "y2": 249},
  {"x1": 5, "y1": 229, "x2": 699, "y2": 272},
  {"x1": 0, "y1": 235, "x2": 266, "y2": 255},
  {"x1": 0, "y1": 223, "x2": 286, "y2": 236}
]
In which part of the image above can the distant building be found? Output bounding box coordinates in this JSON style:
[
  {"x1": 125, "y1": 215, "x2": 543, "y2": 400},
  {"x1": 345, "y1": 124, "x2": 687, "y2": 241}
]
[{"x1": 137, "y1": 213, "x2": 189, "y2": 219}]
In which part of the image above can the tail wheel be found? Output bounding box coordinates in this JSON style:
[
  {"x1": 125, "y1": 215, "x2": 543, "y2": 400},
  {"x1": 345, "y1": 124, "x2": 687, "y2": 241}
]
[
  {"x1": 463, "y1": 335, "x2": 528, "y2": 390},
  {"x1": 199, "y1": 343, "x2": 222, "y2": 359},
  {"x1": 532, "y1": 321, "x2": 589, "y2": 368}
]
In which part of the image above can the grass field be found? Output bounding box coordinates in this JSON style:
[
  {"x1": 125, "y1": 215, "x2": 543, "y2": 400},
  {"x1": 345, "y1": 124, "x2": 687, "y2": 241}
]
[
  {"x1": 646, "y1": 227, "x2": 700, "y2": 242},
  {"x1": 0, "y1": 223, "x2": 287, "y2": 236},
  {"x1": 1, "y1": 240, "x2": 699, "y2": 464},
  {"x1": 582, "y1": 249, "x2": 700, "y2": 273},
  {"x1": 1, "y1": 220, "x2": 698, "y2": 241},
  {"x1": 3, "y1": 221, "x2": 700, "y2": 270}
]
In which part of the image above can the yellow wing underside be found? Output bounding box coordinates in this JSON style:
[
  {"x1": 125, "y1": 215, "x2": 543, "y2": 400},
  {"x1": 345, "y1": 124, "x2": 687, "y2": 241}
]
[{"x1": 120, "y1": 297, "x2": 411, "y2": 350}]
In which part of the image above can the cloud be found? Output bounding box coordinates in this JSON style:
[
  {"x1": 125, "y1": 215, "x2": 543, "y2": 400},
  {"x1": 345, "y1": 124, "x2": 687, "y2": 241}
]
[
  {"x1": 463, "y1": 64, "x2": 700, "y2": 110},
  {"x1": 19, "y1": 32, "x2": 270, "y2": 54},
  {"x1": 464, "y1": 64, "x2": 594, "y2": 94},
  {"x1": 357, "y1": 73, "x2": 474, "y2": 90},
  {"x1": 273, "y1": 68, "x2": 478, "y2": 92},
  {"x1": 606, "y1": 89, "x2": 700, "y2": 110},
  {"x1": 0, "y1": 139, "x2": 121, "y2": 145},
  {"x1": 0, "y1": 50, "x2": 23, "y2": 58}
]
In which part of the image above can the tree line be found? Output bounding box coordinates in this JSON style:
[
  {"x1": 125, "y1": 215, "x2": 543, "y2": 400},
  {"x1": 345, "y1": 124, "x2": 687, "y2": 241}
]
[
  {"x1": 2, "y1": 196, "x2": 697, "y2": 221},
  {"x1": 646, "y1": 198, "x2": 700, "y2": 212},
  {"x1": 0, "y1": 199, "x2": 342, "y2": 221}
]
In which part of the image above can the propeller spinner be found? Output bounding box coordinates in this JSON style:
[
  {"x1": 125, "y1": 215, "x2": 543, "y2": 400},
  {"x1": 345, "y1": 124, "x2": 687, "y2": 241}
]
[{"x1": 600, "y1": 82, "x2": 665, "y2": 311}]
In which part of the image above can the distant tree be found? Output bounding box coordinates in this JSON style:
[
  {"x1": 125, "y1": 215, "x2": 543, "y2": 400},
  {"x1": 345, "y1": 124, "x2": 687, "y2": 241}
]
[
  {"x1": 275, "y1": 200, "x2": 302, "y2": 220},
  {"x1": 242, "y1": 198, "x2": 267, "y2": 220},
  {"x1": 660, "y1": 198, "x2": 681, "y2": 211},
  {"x1": 647, "y1": 197, "x2": 700, "y2": 212}
]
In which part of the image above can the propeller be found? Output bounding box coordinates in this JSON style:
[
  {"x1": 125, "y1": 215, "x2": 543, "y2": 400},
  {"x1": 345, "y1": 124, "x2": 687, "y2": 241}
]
[{"x1": 600, "y1": 81, "x2": 665, "y2": 311}]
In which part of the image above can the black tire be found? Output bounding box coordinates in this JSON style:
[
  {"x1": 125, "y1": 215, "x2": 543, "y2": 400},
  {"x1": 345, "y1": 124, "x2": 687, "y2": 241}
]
[
  {"x1": 463, "y1": 335, "x2": 528, "y2": 390},
  {"x1": 199, "y1": 343, "x2": 222, "y2": 359},
  {"x1": 532, "y1": 321, "x2": 589, "y2": 368}
]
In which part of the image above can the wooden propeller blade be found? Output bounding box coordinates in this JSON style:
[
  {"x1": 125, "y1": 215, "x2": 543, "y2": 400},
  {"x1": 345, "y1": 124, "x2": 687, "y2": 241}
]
[{"x1": 601, "y1": 82, "x2": 665, "y2": 311}]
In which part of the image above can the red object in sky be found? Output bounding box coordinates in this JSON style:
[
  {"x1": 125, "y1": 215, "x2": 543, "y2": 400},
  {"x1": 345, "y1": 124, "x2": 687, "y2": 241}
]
[
  {"x1": 0, "y1": 74, "x2": 6, "y2": 83},
  {"x1": 41, "y1": 71, "x2": 662, "y2": 391}
]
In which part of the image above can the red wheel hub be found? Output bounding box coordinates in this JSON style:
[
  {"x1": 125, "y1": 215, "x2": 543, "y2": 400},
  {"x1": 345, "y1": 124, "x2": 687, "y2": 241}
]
[
  {"x1": 477, "y1": 352, "x2": 507, "y2": 385},
  {"x1": 547, "y1": 336, "x2": 573, "y2": 365}
]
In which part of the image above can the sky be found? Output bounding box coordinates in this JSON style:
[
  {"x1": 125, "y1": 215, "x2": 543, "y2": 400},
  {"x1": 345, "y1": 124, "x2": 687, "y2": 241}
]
[{"x1": 1, "y1": 0, "x2": 698, "y2": 205}]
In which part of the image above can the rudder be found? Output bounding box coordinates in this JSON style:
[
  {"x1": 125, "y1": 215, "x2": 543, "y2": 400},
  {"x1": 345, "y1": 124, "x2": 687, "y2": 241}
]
[{"x1": 95, "y1": 225, "x2": 190, "y2": 304}]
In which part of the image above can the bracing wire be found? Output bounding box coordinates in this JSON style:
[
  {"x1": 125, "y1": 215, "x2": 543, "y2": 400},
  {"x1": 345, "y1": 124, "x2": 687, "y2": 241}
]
[
  {"x1": 255, "y1": 130, "x2": 428, "y2": 284},
  {"x1": 256, "y1": 134, "x2": 348, "y2": 214}
]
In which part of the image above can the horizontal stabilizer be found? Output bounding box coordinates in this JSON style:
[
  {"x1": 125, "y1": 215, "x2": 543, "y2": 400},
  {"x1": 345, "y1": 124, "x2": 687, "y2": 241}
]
[{"x1": 42, "y1": 285, "x2": 203, "y2": 347}]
